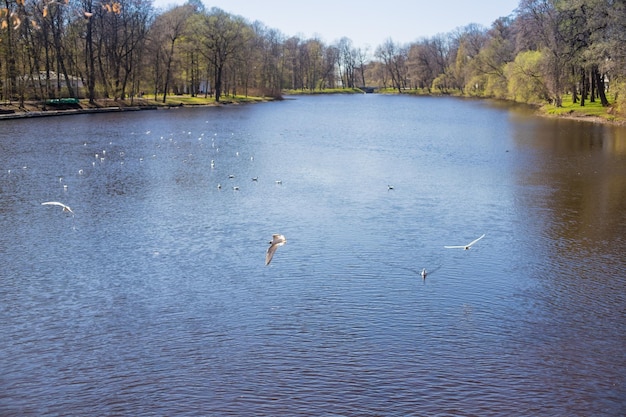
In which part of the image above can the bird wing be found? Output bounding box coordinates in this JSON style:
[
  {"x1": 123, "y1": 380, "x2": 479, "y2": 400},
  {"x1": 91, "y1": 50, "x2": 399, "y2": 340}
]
[
  {"x1": 445, "y1": 234, "x2": 485, "y2": 249},
  {"x1": 42, "y1": 201, "x2": 65, "y2": 207},
  {"x1": 265, "y1": 244, "x2": 279, "y2": 265},
  {"x1": 272, "y1": 234, "x2": 286, "y2": 244},
  {"x1": 466, "y1": 234, "x2": 485, "y2": 247},
  {"x1": 266, "y1": 235, "x2": 286, "y2": 265},
  {"x1": 42, "y1": 201, "x2": 73, "y2": 213}
]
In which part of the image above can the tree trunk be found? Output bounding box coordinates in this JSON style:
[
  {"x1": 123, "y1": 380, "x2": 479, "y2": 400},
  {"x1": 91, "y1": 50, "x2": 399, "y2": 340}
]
[
  {"x1": 579, "y1": 67, "x2": 585, "y2": 106},
  {"x1": 593, "y1": 66, "x2": 609, "y2": 106},
  {"x1": 86, "y1": 17, "x2": 96, "y2": 103},
  {"x1": 2, "y1": 1, "x2": 17, "y2": 101},
  {"x1": 214, "y1": 62, "x2": 223, "y2": 102},
  {"x1": 590, "y1": 69, "x2": 596, "y2": 102},
  {"x1": 571, "y1": 67, "x2": 578, "y2": 104},
  {"x1": 51, "y1": 13, "x2": 75, "y2": 98},
  {"x1": 162, "y1": 38, "x2": 176, "y2": 103}
]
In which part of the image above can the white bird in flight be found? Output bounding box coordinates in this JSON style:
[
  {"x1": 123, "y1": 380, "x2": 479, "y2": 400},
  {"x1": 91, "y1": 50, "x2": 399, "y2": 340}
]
[
  {"x1": 42, "y1": 201, "x2": 74, "y2": 214},
  {"x1": 421, "y1": 268, "x2": 427, "y2": 279},
  {"x1": 265, "y1": 234, "x2": 286, "y2": 265},
  {"x1": 445, "y1": 234, "x2": 485, "y2": 250}
]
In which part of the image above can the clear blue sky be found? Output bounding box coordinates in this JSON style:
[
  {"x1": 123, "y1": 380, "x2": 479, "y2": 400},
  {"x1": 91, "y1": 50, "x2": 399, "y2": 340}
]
[{"x1": 154, "y1": 0, "x2": 520, "y2": 50}]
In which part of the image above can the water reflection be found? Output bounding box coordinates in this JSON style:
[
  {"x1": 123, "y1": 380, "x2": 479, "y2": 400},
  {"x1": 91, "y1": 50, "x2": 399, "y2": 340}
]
[
  {"x1": 512, "y1": 116, "x2": 626, "y2": 248},
  {"x1": 508, "y1": 112, "x2": 626, "y2": 415}
]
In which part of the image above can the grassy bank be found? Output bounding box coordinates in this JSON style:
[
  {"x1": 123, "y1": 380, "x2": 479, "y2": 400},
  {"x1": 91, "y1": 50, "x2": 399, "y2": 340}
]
[
  {"x1": 384, "y1": 87, "x2": 626, "y2": 125},
  {"x1": 0, "y1": 93, "x2": 272, "y2": 117},
  {"x1": 540, "y1": 94, "x2": 623, "y2": 124},
  {"x1": 154, "y1": 94, "x2": 271, "y2": 106},
  {"x1": 81, "y1": 93, "x2": 272, "y2": 108}
]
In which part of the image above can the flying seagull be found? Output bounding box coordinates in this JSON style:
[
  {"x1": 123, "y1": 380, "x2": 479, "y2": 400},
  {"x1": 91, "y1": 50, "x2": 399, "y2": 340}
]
[
  {"x1": 42, "y1": 201, "x2": 74, "y2": 214},
  {"x1": 265, "y1": 234, "x2": 286, "y2": 265},
  {"x1": 445, "y1": 234, "x2": 485, "y2": 250},
  {"x1": 421, "y1": 268, "x2": 427, "y2": 279}
]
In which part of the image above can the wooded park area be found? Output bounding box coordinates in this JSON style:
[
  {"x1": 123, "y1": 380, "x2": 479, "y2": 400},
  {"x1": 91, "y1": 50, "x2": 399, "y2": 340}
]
[{"x1": 1, "y1": 0, "x2": 625, "y2": 115}]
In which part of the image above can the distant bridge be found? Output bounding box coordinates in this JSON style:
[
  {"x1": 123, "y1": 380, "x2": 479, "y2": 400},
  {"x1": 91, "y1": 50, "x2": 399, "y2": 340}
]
[{"x1": 358, "y1": 86, "x2": 377, "y2": 94}]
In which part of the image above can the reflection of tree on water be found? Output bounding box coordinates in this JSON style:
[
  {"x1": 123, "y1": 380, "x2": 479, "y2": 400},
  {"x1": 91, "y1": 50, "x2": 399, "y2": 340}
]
[
  {"x1": 509, "y1": 115, "x2": 626, "y2": 417},
  {"x1": 513, "y1": 117, "x2": 626, "y2": 249}
]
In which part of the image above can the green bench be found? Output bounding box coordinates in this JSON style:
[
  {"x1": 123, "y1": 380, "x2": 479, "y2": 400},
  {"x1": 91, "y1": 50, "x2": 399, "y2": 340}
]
[{"x1": 45, "y1": 98, "x2": 80, "y2": 105}]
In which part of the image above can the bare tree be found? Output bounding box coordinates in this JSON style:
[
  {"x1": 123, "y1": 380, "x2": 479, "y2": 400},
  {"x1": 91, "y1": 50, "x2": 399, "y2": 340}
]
[
  {"x1": 375, "y1": 38, "x2": 408, "y2": 93},
  {"x1": 198, "y1": 8, "x2": 249, "y2": 102},
  {"x1": 407, "y1": 34, "x2": 451, "y2": 92},
  {"x1": 407, "y1": 40, "x2": 437, "y2": 91},
  {"x1": 354, "y1": 46, "x2": 369, "y2": 87},
  {"x1": 147, "y1": 4, "x2": 192, "y2": 103},
  {"x1": 302, "y1": 38, "x2": 324, "y2": 90},
  {"x1": 337, "y1": 37, "x2": 357, "y2": 88},
  {"x1": 1, "y1": 0, "x2": 21, "y2": 101}
]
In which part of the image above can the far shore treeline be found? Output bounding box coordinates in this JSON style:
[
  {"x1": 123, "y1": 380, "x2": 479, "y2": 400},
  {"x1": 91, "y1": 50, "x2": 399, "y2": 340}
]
[{"x1": 0, "y1": 0, "x2": 625, "y2": 116}]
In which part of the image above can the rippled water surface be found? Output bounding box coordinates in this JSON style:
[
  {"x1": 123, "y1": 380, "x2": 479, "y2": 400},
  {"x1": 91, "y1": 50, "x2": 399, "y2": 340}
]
[{"x1": 1, "y1": 95, "x2": 625, "y2": 415}]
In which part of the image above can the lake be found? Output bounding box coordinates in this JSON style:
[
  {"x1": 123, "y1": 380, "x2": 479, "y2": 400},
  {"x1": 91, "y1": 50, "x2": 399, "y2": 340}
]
[{"x1": 1, "y1": 94, "x2": 625, "y2": 415}]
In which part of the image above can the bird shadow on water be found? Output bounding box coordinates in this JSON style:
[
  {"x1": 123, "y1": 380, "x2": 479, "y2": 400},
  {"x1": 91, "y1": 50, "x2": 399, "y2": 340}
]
[
  {"x1": 356, "y1": 253, "x2": 444, "y2": 284},
  {"x1": 394, "y1": 263, "x2": 444, "y2": 283}
]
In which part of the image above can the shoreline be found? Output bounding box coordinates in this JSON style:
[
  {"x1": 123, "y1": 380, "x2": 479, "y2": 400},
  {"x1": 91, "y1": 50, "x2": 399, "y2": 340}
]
[
  {"x1": 1, "y1": 94, "x2": 624, "y2": 126},
  {"x1": 537, "y1": 108, "x2": 626, "y2": 126},
  {"x1": 0, "y1": 99, "x2": 166, "y2": 120},
  {"x1": 0, "y1": 96, "x2": 264, "y2": 121},
  {"x1": 0, "y1": 105, "x2": 156, "y2": 120}
]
